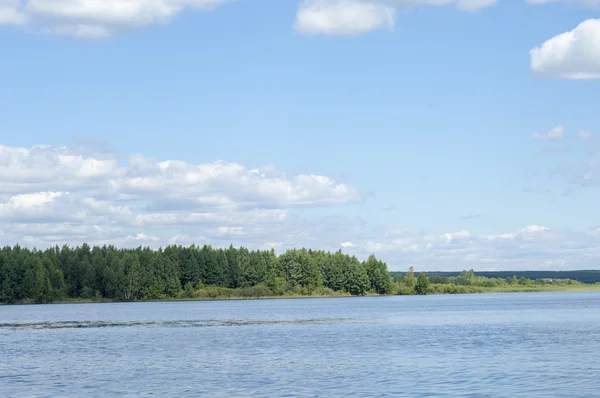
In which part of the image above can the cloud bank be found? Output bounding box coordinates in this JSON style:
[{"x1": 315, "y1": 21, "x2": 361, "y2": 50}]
[{"x1": 1, "y1": 143, "x2": 599, "y2": 271}]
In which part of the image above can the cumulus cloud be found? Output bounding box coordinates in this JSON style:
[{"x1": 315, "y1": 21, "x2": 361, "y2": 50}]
[
  {"x1": 532, "y1": 125, "x2": 565, "y2": 141},
  {"x1": 295, "y1": 0, "x2": 396, "y2": 36},
  {"x1": 0, "y1": 0, "x2": 230, "y2": 38},
  {"x1": 2, "y1": 142, "x2": 599, "y2": 271},
  {"x1": 0, "y1": 142, "x2": 364, "y2": 250},
  {"x1": 0, "y1": 144, "x2": 361, "y2": 207},
  {"x1": 530, "y1": 19, "x2": 600, "y2": 79},
  {"x1": 127, "y1": 233, "x2": 161, "y2": 242},
  {"x1": 295, "y1": 0, "x2": 496, "y2": 36},
  {"x1": 364, "y1": 224, "x2": 600, "y2": 271}
]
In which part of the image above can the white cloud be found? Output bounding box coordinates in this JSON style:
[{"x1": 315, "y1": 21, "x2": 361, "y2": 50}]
[
  {"x1": 0, "y1": 0, "x2": 27, "y2": 25},
  {"x1": 0, "y1": 142, "x2": 363, "y2": 251},
  {"x1": 365, "y1": 224, "x2": 600, "y2": 271},
  {"x1": 127, "y1": 233, "x2": 161, "y2": 242},
  {"x1": 520, "y1": 225, "x2": 548, "y2": 234},
  {"x1": 530, "y1": 19, "x2": 600, "y2": 79},
  {"x1": 2, "y1": 142, "x2": 599, "y2": 271},
  {"x1": 442, "y1": 230, "x2": 470, "y2": 243},
  {"x1": 486, "y1": 232, "x2": 516, "y2": 240},
  {"x1": 0, "y1": 192, "x2": 92, "y2": 223},
  {"x1": 0, "y1": 0, "x2": 230, "y2": 38},
  {"x1": 295, "y1": 0, "x2": 496, "y2": 36},
  {"x1": 532, "y1": 125, "x2": 565, "y2": 141},
  {"x1": 0, "y1": 144, "x2": 361, "y2": 208},
  {"x1": 295, "y1": 0, "x2": 395, "y2": 36}
]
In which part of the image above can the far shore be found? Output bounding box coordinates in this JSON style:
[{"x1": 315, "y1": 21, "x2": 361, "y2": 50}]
[{"x1": 3, "y1": 284, "x2": 600, "y2": 306}]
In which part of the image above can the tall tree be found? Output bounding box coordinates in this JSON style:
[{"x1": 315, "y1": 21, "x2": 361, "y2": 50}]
[
  {"x1": 364, "y1": 254, "x2": 393, "y2": 294},
  {"x1": 402, "y1": 266, "x2": 415, "y2": 288},
  {"x1": 415, "y1": 272, "x2": 429, "y2": 295},
  {"x1": 343, "y1": 257, "x2": 370, "y2": 296}
]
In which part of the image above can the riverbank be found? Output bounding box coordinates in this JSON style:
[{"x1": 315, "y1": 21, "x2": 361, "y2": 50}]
[
  {"x1": 426, "y1": 283, "x2": 600, "y2": 295},
  {"x1": 479, "y1": 284, "x2": 600, "y2": 293},
  {"x1": 4, "y1": 283, "x2": 600, "y2": 305}
]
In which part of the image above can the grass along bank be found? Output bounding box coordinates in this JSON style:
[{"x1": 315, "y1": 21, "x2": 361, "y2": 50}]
[
  {"x1": 9, "y1": 279, "x2": 599, "y2": 305},
  {"x1": 396, "y1": 268, "x2": 600, "y2": 295}
]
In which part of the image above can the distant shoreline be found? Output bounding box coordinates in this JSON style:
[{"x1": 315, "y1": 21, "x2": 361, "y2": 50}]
[{"x1": 4, "y1": 284, "x2": 599, "y2": 306}]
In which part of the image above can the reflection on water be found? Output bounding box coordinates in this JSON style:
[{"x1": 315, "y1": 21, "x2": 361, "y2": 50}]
[{"x1": 1, "y1": 293, "x2": 600, "y2": 397}]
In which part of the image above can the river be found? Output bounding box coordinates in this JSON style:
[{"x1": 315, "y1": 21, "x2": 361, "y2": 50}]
[{"x1": 1, "y1": 292, "x2": 600, "y2": 397}]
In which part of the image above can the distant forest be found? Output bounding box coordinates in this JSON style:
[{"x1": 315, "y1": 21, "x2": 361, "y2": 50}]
[
  {"x1": 0, "y1": 244, "x2": 393, "y2": 304},
  {"x1": 391, "y1": 271, "x2": 600, "y2": 284}
]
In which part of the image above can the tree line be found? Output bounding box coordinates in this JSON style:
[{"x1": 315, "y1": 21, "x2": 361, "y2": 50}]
[
  {"x1": 391, "y1": 268, "x2": 585, "y2": 294},
  {"x1": 400, "y1": 270, "x2": 600, "y2": 284},
  {"x1": 0, "y1": 244, "x2": 394, "y2": 304}
]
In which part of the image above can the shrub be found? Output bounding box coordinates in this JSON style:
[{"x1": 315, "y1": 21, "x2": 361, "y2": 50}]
[
  {"x1": 311, "y1": 286, "x2": 335, "y2": 296},
  {"x1": 396, "y1": 285, "x2": 415, "y2": 295}
]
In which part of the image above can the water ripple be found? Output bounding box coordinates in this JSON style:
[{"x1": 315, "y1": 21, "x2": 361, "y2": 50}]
[
  {"x1": 0, "y1": 317, "x2": 356, "y2": 331},
  {"x1": 2, "y1": 293, "x2": 600, "y2": 397}
]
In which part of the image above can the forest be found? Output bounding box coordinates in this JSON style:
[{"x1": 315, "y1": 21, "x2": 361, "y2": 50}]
[
  {"x1": 391, "y1": 268, "x2": 590, "y2": 295},
  {"x1": 410, "y1": 270, "x2": 600, "y2": 284},
  {"x1": 0, "y1": 244, "x2": 393, "y2": 304},
  {"x1": 1, "y1": 244, "x2": 597, "y2": 305}
]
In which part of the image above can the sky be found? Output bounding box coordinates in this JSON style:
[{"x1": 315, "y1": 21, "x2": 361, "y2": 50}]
[{"x1": 0, "y1": 0, "x2": 599, "y2": 271}]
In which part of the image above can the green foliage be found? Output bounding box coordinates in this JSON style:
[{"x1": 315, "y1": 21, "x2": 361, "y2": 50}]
[
  {"x1": 0, "y1": 244, "x2": 391, "y2": 304},
  {"x1": 402, "y1": 266, "x2": 415, "y2": 288},
  {"x1": 415, "y1": 272, "x2": 429, "y2": 295},
  {"x1": 311, "y1": 286, "x2": 335, "y2": 296},
  {"x1": 390, "y1": 267, "x2": 590, "y2": 296},
  {"x1": 395, "y1": 284, "x2": 415, "y2": 295},
  {"x1": 182, "y1": 282, "x2": 195, "y2": 298},
  {"x1": 363, "y1": 254, "x2": 393, "y2": 294},
  {"x1": 391, "y1": 270, "x2": 600, "y2": 284},
  {"x1": 426, "y1": 284, "x2": 485, "y2": 294},
  {"x1": 279, "y1": 249, "x2": 322, "y2": 292},
  {"x1": 343, "y1": 258, "x2": 370, "y2": 296}
]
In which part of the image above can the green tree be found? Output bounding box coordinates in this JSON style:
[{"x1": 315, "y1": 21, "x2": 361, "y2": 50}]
[
  {"x1": 343, "y1": 257, "x2": 370, "y2": 295},
  {"x1": 183, "y1": 281, "x2": 195, "y2": 298},
  {"x1": 181, "y1": 247, "x2": 202, "y2": 288},
  {"x1": 415, "y1": 272, "x2": 429, "y2": 295},
  {"x1": 455, "y1": 269, "x2": 475, "y2": 286},
  {"x1": 226, "y1": 245, "x2": 241, "y2": 288},
  {"x1": 50, "y1": 269, "x2": 67, "y2": 300},
  {"x1": 122, "y1": 253, "x2": 141, "y2": 300},
  {"x1": 0, "y1": 243, "x2": 399, "y2": 303},
  {"x1": 364, "y1": 254, "x2": 393, "y2": 294},
  {"x1": 402, "y1": 266, "x2": 415, "y2": 288},
  {"x1": 392, "y1": 273, "x2": 404, "y2": 283},
  {"x1": 280, "y1": 249, "x2": 322, "y2": 293}
]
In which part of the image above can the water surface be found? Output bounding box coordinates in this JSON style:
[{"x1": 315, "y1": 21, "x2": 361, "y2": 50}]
[{"x1": 1, "y1": 292, "x2": 600, "y2": 397}]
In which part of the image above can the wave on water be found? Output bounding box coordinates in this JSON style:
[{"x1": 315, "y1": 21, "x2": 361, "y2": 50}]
[{"x1": 0, "y1": 318, "x2": 357, "y2": 331}]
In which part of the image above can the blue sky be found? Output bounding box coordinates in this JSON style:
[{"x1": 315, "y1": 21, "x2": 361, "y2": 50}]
[{"x1": 1, "y1": 0, "x2": 599, "y2": 271}]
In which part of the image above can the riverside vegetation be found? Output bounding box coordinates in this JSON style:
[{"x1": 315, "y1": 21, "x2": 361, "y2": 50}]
[{"x1": 0, "y1": 244, "x2": 598, "y2": 304}]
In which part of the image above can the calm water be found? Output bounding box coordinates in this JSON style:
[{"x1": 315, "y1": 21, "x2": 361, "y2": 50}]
[{"x1": 1, "y1": 292, "x2": 600, "y2": 397}]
